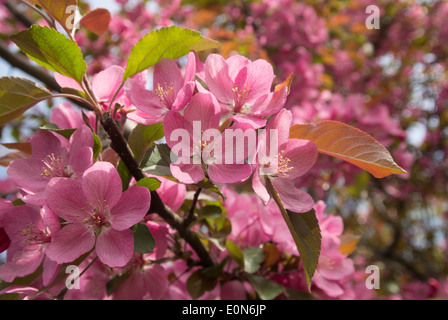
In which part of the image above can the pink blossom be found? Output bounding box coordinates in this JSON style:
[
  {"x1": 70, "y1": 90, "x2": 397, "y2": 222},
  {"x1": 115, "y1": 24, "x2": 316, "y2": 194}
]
[
  {"x1": 45, "y1": 162, "x2": 151, "y2": 268},
  {"x1": 126, "y1": 52, "x2": 197, "y2": 125},
  {"x1": 7, "y1": 126, "x2": 93, "y2": 205},
  {"x1": 164, "y1": 92, "x2": 252, "y2": 184},
  {"x1": 55, "y1": 66, "x2": 126, "y2": 114},
  {"x1": 252, "y1": 109, "x2": 317, "y2": 213},
  {"x1": 200, "y1": 54, "x2": 289, "y2": 128},
  {"x1": 110, "y1": 254, "x2": 168, "y2": 300},
  {"x1": 0, "y1": 205, "x2": 60, "y2": 286}
]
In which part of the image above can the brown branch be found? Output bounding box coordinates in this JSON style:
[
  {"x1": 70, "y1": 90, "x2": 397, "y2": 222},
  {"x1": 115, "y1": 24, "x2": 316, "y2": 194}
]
[
  {"x1": 183, "y1": 187, "x2": 202, "y2": 227},
  {"x1": 101, "y1": 112, "x2": 214, "y2": 268}
]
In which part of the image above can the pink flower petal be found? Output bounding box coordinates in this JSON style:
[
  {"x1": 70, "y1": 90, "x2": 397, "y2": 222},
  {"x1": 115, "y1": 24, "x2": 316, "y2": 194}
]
[
  {"x1": 95, "y1": 227, "x2": 133, "y2": 268},
  {"x1": 171, "y1": 81, "x2": 195, "y2": 112},
  {"x1": 221, "y1": 280, "x2": 246, "y2": 300},
  {"x1": 42, "y1": 256, "x2": 60, "y2": 287},
  {"x1": 144, "y1": 264, "x2": 168, "y2": 300},
  {"x1": 109, "y1": 186, "x2": 150, "y2": 231},
  {"x1": 281, "y1": 138, "x2": 318, "y2": 179},
  {"x1": 204, "y1": 54, "x2": 235, "y2": 104},
  {"x1": 54, "y1": 73, "x2": 83, "y2": 91},
  {"x1": 207, "y1": 163, "x2": 252, "y2": 184},
  {"x1": 46, "y1": 178, "x2": 86, "y2": 223},
  {"x1": 170, "y1": 163, "x2": 205, "y2": 184},
  {"x1": 91, "y1": 66, "x2": 124, "y2": 101},
  {"x1": 45, "y1": 224, "x2": 95, "y2": 264},
  {"x1": 0, "y1": 246, "x2": 44, "y2": 282},
  {"x1": 272, "y1": 178, "x2": 314, "y2": 213},
  {"x1": 82, "y1": 162, "x2": 123, "y2": 208},
  {"x1": 183, "y1": 92, "x2": 221, "y2": 132},
  {"x1": 127, "y1": 79, "x2": 167, "y2": 117},
  {"x1": 252, "y1": 170, "x2": 270, "y2": 205},
  {"x1": 153, "y1": 58, "x2": 183, "y2": 105}
]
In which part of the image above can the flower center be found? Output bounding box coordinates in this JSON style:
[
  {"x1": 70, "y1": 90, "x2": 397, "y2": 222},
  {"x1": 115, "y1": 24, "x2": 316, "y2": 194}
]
[
  {"x1": 82, "y1": 200, "x2": 111, "y2": 229},
  {"x1": 276, "y1": 150, "x2": 293, "y2": 178},
  {"x1": 232, "y1": 85, "x2": 251, "y2": 112},
  {"x1": 40, "y1": 153, "x2": 68, "y2": 178},
  {"x1": 155, "y1": 82, "x2": 174, "y2": 104},
  {"x1": 20, "y1": 223, "x2": 51, "y2": 246}
]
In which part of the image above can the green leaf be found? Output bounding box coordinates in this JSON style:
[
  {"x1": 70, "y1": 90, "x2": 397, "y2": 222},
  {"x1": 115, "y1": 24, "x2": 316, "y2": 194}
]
[
  {"x1": 242, "y1": 247, "x2": 265, "y2": 274},
  {"x1": 106, "y1": 271, "x2": 131, "y2": 296},
  {"x1": 40, "y1": 123, "x2": 77, "y2": 139},
  {"x1": 247, "y1": 274, "x2": 283, "y2": 300},
  {"x1": 117, "y1": 160, "x2": 132, "y2": 191},
  {"x1": 132, "y1": 223, "x2": 155, "y2": 254},
  {"x1": 128, "y1": 123, "x2": 165, "y2": 164},
  {"x1": 10, "y1": 25, "x2": 87, "y2": 84},
  {"x1": 123, "y1": 26, "x2": 220, "y2": 81},
  {"x1": 265, "y1": 178, "x2": 321, "y2": 291},
  {"x1": 0, "y1": 77, "x2": 53, "y2": 126},
  {"x1": 196, "y1": 178, "x2": 226, "y2": 200},
  {"x1": 226, "y1": 240, "x2": 244, "y2": 266},
  {"x1": 92, "y1": 132, "x2": 102, "y2": 159},
  {"x1": 135, "y1": 177, "x2": 161, "y2": 192},
  {"x1": 186, "y1": 269, "x2": 218, "y2": 300},
  {"x1": 197, "y1": 205, "x2": 222, "y2": 220},
  {"x1": 140, "y1": 143, "x2": 172, "y2": 176}
]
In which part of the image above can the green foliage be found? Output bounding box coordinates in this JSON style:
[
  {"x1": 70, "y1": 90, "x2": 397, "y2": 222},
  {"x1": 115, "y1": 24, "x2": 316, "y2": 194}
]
[
  {"x1": 132, "y1": 223, "x2": 155, "y2": 254},
  {"x1": 10, "y1": 26, "x2": 87, "y2": 84},
  {"x1": 0, "y1": 77, "x2": 53, "y2": 126},
  {"x1": 123, "y1": 26, "x2": 220, "y2": 81}
]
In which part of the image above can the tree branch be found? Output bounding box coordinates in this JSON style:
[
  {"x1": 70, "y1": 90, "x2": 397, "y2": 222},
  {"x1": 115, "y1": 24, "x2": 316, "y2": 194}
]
[{"x1": 101, "y1": 112, "x2": 214, "y2": 268}]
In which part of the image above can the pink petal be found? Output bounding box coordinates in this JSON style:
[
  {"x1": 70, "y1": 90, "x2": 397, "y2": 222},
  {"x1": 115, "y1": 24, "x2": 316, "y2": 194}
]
[
  {"x1": 252, "y1": 170, "x2": 270, "y2": 205},
  {"x1": 127, "y1": 110, "x2": 165, "y2": 125},
  {"x1": 313, "y1": 271, "x2": 344, "y2": 298},
  {"x1": 153, "y1": 58, "x2": 183, "y2": 105},
  {"x1": 146, "y1": 221, "x2": 169, "y2": 260},
  {"x1": 207, "y1": 163, "x2": 252, "y2": 184},
  {"x1": 69, "y1": 125, "x2": 94, "y2": 151},
  {"x1": 204, "y1": 54, "x2": 235, "y2": 104},
  {"x1": 221, "y1": 280, "x2": 246, "y2": 300},
  {"x1": 170, "y1": 163, "x2": 205, "y2": 184},
  {"x1": 91, "y1": 66, "x2": 124, "y2": 101},
  {"x1": 163, "y1": 110, "x2": 188, "y2": 150},
  {"x1": 245, "y1": 59, "x2": 274, "y2": 101},
  {"x1": 272, "y1": 178, "x2": 314, "y2": 213},
  {"x1": 0, "y1": 285, "x2": 38, "y2": 296},
  {"x1": 144, "y1": 264, "x2": 168, "y2": 299},
  {"x1": 54, "y1": 73, "x2": 83, "y2": 91},
  {"x1": 42, "y1": 256, "x2": 60, "y2": 286},
  {"x1": 68, "y1": 146, "x2": 93, "y2": 176},
  {"x1": 171, "y1": 81, "x2": 195, "y2": 112},
  {"x1": 265, "y1": 109, "x2": 292, "y2": 149},
  {"x1": 229, "y1": 114, "x2": 267, "y2": 129},
  {"x1": 183, "y1": 92, "x2": 221, "y2": 132},
  {"x1": 109, "y1": 186, "x2": 150, "y2": 231},
  {"x1": 46, "y1": 178, "x2": 86, "y2": 223},
  {"x1": 126, "y1": 78, "x2": 166, "y2": 117},
  {"x1": 2, "y1": 205, "x2": 43, "y2": 243},
  {"x1": 184, "y1": 51, "x2": 198, "y2": 84},
  {"x1": 281, "y1": 139, "x2": 318, "y2": 179},
  {"x1": 0, "y1": 246, "x2": 44, "y2": 282},
  {"x1": 251, "y1": 86, "x2": 288, "y2": 116},
  {"x1": 82, "y1": 162, "x2": 123, "y2": 208},
  {"x1": 95, "y1": 227, "x2": 133, "y2": 268},
  {"x1": 30, "y1": 129, "x2": 64, "y2": 160},
  {"x1": 226, "y1": 55, "x2": 250, "y2": 81},
  {"x1": 45, "y1": 224, "x2": 95, "y2": 264},
  {"x1": 157, "y1": 178, "x2": 186, "y2": 212},
  {"x1": 50, "y1": 101, "x2": 84, "y2": 129},
  {"x1": 7, "y1": 159, "x2": 52, "y2": 192}
]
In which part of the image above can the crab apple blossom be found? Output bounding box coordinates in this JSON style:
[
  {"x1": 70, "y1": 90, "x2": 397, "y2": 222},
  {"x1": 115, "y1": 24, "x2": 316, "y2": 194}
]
[
  {"x1": 7, "y1": 126, "x2": 94, "y2": 205},
  {"x1": 0, "y1": 205, "x2": 60, "y2": 286},
  {"x1": 252, "y1": 109, "x2": 318, "y2": 213},
  {"x1": 126, "y1": 51, "x2": 197, "y2": 125},
  {"x1": 45, "y1": 162, "x2": 151, "y2": 267},
  {"x1": 200, "y1": 53, "x2": 290, "y2": 128},
  {"x1": 164, "y1": 92, "x2": 252, "y2": 184}
]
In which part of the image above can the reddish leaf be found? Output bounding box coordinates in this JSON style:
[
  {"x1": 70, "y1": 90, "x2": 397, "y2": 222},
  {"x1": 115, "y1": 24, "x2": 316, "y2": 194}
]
[
  {"x1": 289, "y1": 120, "x2": 406, "y2": 178},
  {"x1": 80, "y1": 8, "x2": 111, "y2": 36}
]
